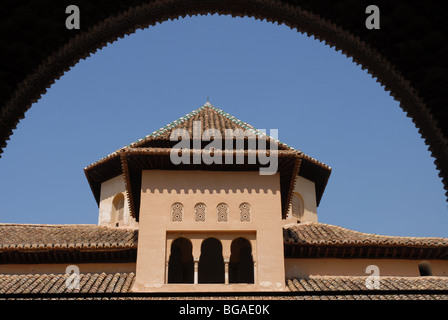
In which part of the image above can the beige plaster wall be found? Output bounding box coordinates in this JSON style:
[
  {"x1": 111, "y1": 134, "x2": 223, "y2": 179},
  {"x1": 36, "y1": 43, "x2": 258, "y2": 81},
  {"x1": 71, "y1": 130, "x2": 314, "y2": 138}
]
[
  {"x1": 133, "y1": 170, "x2": 286, "y2": 292},
  {"x1": 0, "y1": 263, "x2": 136, "y2": 275},
  {"x1": 284, "y1": 175, "x2": 317, "y2": 224},
  {"x1": 99, "y1": 175, "x2": 137, "y2": 227},
  {"x1": 285, "y1": 258, "x2": 448, "y2": 278}
]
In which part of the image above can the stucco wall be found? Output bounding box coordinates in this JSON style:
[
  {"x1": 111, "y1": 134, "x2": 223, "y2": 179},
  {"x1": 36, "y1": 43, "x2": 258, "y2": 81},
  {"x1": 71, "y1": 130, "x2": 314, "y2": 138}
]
[
  {"x1": 284, "y1": 175, "x2": 318, "y2": 224},
  {"x1": 285, "y1": 258, "x2": 448, "y2": 278},
  {"x1": 294, "y1": 176, "x2": 318, "y2": 222},
  {"x1": 133, "y1": 170, "x2": 286, "y2": 292},
  {"x1": 98, "y1": 175, "x2": 136, "y2": 227}
]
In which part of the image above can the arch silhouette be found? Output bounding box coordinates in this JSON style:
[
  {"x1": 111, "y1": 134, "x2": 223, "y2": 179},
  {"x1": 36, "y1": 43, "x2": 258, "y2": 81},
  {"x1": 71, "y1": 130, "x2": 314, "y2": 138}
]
[
  {"x1": 229, "y1": 237, "x2": 254, "y2": 284},
  {"x1": 168, "y1": 237, "x2": 194, "y2": 284},
  {"x1": 0, "y1": 1, "x2": 446, "y2": 202},
  {"x1": 198, "y1": 237, "x2": 225, "y2": 284}
]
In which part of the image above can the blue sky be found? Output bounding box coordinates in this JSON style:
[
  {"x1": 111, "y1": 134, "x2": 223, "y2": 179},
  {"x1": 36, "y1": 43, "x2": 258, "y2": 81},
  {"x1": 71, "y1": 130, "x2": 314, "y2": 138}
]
[{"x1": 0, "y1": 14, "x2": 446, "y2": 237}]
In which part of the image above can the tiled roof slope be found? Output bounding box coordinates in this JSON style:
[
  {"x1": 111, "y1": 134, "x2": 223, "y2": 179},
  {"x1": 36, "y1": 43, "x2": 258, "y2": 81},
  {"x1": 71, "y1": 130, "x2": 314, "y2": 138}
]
[
  {"x1": 283, "y1": 222, "x2": 448, "y2": 259},
  {"x1": 287, "y1": 276, "x2": 448, "y2": 300},
  {"x1": 2, "y1": 222, "x2": 447, "y2": 253},
  {"x1": 0, "y1": 224, "x2": 138, "y2": 251},
  {"x1": 1, "y1": 274, "x2": 447, "y2": 300},
  {"x1": 128, "y1": 102, "x2": 295, "y2": 150},
  {"x1": 0, "y1": 272, "x2": 135, "y2": 294},
  {"x1": 284, "y1": 222, "x2": 448, "y2": 247},
  {"x1": 86, "y1": 102, "x2": 299, "y2": 170}
]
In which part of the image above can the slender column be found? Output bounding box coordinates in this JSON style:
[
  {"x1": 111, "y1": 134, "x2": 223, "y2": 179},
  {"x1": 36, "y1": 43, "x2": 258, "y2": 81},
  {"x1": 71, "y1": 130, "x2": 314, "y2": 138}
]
[
  {"x1": 165, "y1": 261, "x2": 169, "y2": 284},
  {"x1": 224, "y1": 259, "x2": 229, "y2": 284},
  {"x1": 253, "y1": 261, "x2": 257, "y2": 284},
  {"x1": 223, "y1": 239, "x2": 231, "y2": 285},
  {"x1": 194, "y1": 259, "x2": 199, "y2": 284}
]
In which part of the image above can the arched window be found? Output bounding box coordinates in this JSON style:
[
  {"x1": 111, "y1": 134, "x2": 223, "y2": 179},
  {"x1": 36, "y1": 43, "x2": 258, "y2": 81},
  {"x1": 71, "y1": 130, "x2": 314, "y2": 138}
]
[
  {"x1": 171, "y1": 202, "x2": 183, "y2": 222},
  {"x1": 291, "y1": 192, "x2": 304, "y2": 220},
  {"x1": 217, "y1": 203, "x2": 228, "y2": 222},
  {"x1": 194, "y1": 203, "x2": 206, "y2": 222},
  {"x1": 168, "y1": 238, "x2": 194, "y2": 283},
  {"x1": 198, "y1": 237, "x2": 225, "y2": 283},
  {"x1": 239, "y1": 203, "x2": 251, "y2": 222},
  {"x1": 229, "y1": 237, "x2": 254, "y2": 284},
  {"x1": 111, "y1": 193, "x2": 125, "y2": 227},
  {"x1": 418, "y1": 261, "x2": 432, "y2": 276}
]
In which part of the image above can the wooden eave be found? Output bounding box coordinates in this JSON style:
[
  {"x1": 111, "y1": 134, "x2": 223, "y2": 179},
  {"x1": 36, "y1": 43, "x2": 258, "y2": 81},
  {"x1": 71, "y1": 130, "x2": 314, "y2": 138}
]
[
  {"x1": 83, "y1": 151, "x2": 123, "y2": 205},
  {"x1": 297, "y1": 153, "x2": 332, "y2": 206},
  {"x1": 0, "y1": 248, "x2": 137, "y2": 264},
  {"x1": 283, "y1": 242, "x2": 448, "y2": 260}
]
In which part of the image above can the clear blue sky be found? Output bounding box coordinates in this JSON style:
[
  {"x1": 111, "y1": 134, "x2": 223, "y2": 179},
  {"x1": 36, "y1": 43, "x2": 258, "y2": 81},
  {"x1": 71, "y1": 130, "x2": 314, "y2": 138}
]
[{"x1": 0, "y1": 15, "x2": 446, "y2": 238}]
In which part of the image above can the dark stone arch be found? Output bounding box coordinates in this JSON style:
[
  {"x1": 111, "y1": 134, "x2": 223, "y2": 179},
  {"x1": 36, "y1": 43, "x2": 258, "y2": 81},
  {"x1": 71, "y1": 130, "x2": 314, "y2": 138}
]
[
  {"x1": 198, "y1": 237, "x2": 225, "y2": 284},
  {"x1": 168, "y1": 237, "x2": 194, "y2": 284},
  {"x1": 0, "y1": 1, "x2": 447, "y2": 202},
  {"x1": 229, "y1": 237, "x2": 254, "y2": 284}
]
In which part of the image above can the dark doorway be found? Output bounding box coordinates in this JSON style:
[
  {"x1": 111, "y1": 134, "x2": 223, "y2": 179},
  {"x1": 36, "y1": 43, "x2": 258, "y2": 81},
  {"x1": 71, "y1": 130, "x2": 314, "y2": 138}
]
[
  {"x1": 167, "y1": 237, "x2": 194, "y2": 283},
  {"x1": 198, "y1": 237, "x2": 225, "y2": 283},
  {"x1": 229, "y1": 237, "x2": 254, "y2": 284}
]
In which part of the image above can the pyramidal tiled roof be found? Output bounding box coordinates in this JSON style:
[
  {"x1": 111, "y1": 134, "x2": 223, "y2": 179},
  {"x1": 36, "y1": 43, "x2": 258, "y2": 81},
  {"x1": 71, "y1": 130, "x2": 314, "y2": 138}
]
[
  {"x1": 85, "y1": 102, "x2": 298, "y2": 169},
  {"x1": 128, "y1": 101, "x2": 296, "y2": 150}
]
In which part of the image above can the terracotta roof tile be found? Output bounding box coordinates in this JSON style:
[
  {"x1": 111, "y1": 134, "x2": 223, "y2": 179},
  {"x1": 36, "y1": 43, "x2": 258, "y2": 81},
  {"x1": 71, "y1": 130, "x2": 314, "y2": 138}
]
[
  {"x1": 0, "y1": 273, "x2": 135, "y2": 294},
  {"x1": 1, "y1": 274, "x2": 446, "y2": 300},
  {"x1": 284, "y1": 222, "x2": 448, "y2": 247},
  {"x1": 2, "y1": 222, "x2": 448, "y2": 258},
  {"x1": 286, "y1": 276, "x2": 448, "y2": 300},
  {"x1": 287, "y1": 276, "x2": 448, "y2": 293},
  {"x1": 0, "y1": 224, "x2": 138, "y2": 252},
  {"x1": 85, "y1": 103, "x2": 299, "y2": 170},
  {"x1": 128, "y1": 103, "x2": 296, "y2": 151},
  {"x1": 284, "y1": 222, "x2": 448, "y2": 259}
]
